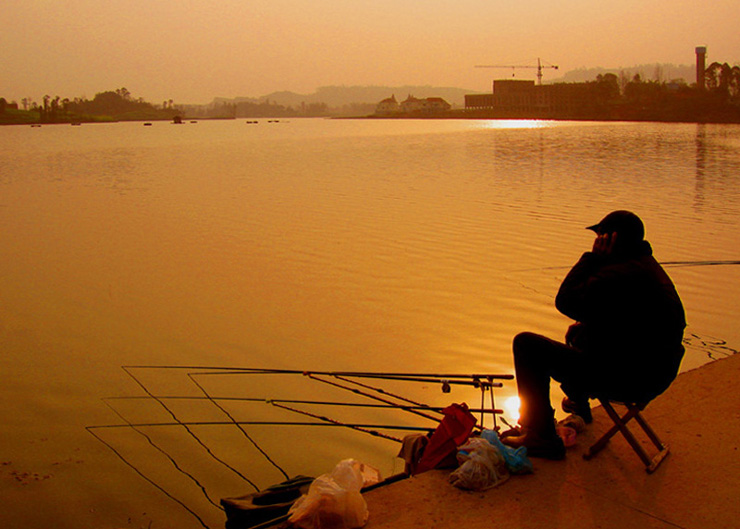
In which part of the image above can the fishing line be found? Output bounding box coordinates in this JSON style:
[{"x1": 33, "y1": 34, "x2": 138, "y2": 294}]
[
  {"x1": 106, "y1": 395, "x2": 503, "y2": 414},
  {"x1": 89, "y1": 421, "x2": 438, "y2": 430},
  {"x1": 86, "y1": 426, "x2": 211, "y2": 529},
  {"x1": 510, "y1": 259, "x2": 740, "y2": 273},
  {"x1": 268, "y1": 401, "x2": 404, "y2": 443},
  {"x1": 308, "y1": 374, "x2": 442, "y2": 424},
  {"x1": 661, "y1": 259, "x2": 740, "y2": 268},
  {"x1": 684, "y1": 332, "x2": 739, "y2": 359},
  {"x1": 122, "y1": 367, "x2": 260, "y2": 492},
  {"x1": 188, "y1": 372, "x2": 290, "y2": 480},
  {"x1": 122, "y1": 365, "x2": 513, "y2": 381},
  {"x1": 100, "y1": 364, "x2": 512, "y2": 524},
  {"x1": 99, "y1": 397, "x2": 225, "y2": 511},
  {"x1": 341, "y1": 373, "x2": 511, "y2": 385}
]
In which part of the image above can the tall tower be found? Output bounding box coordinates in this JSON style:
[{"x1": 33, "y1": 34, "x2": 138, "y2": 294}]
[{"x1": 696, "y1": 46, "x2": 707, "y2": 91}]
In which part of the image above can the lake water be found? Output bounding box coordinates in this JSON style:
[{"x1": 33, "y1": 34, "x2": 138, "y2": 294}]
[{"x1": 1, "y1": 118, "x2": 739, "y2": 528}]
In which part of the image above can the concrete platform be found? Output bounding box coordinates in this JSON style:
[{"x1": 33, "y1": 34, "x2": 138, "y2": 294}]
[{"x1": 362, "y1": 353, "x2": 740, "y2": 529}]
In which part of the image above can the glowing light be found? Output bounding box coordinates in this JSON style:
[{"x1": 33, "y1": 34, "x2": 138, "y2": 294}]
[
  {"x1": 474, "y1": 119, "x2": 552, "y2": 130},
  {"x1": 504, "y1": 396, "x2": 521, "y2": 423}
]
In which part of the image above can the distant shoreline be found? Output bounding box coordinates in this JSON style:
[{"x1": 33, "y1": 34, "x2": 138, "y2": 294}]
[
  {"x1": 0, "y1": 116, "x2": 237, "y2": 126},
  {"x1": 356, "y1": 112, "x2": 740, "y2": 125},
  {"x1": 4, "y1": 114, "x2": 740, "y2": 126}
]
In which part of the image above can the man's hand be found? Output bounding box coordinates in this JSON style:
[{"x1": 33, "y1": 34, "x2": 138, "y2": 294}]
[
  {"x1": 565, "y1": 322, "x2": 584, "y2": 347},
  {"x1": 592, "y1": 231, "x2": 617, "y2": 256}
]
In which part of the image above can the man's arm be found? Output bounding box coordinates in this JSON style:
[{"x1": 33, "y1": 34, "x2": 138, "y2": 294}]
[{"x1": 554, "y1": 232, "x2": 616, "y2": 321}]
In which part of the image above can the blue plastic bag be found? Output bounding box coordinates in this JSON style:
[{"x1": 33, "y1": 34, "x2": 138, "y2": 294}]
[{"x1": 480, "y1": 429, "x2": 533, "y2": 474}]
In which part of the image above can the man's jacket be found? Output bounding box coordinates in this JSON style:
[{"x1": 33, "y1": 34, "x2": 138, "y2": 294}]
[{"x1": 555, "y1": 240, "x2": 686, "y2": 401}]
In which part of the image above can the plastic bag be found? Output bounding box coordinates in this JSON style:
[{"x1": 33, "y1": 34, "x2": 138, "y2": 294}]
[
  {"x1": 448, "y1": 437, "x2": 509, "y2": 491},
  {"x1": 479, "y1": 429, "x2": 534, "y2": 474},
  {"x1": 287, "y1": 459, "x2": 380, "y2": 529}
]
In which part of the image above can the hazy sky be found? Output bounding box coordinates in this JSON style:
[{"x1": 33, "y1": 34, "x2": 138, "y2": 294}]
[{"x1": 3, "y1": 0, "x2": 739, "y2": 104}]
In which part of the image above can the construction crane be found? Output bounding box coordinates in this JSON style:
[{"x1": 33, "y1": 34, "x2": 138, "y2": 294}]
[{"x1": 475, "y1": 58, "x2": 559, "y2": 85}]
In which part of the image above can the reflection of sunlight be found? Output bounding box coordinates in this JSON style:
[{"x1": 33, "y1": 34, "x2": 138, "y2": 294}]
[
  {"x1": 504, "y1": 396, "x2": 521, "y2": 423},
  {"x1": 476, "y1": 119, "x2": 551, "y2": 130}
]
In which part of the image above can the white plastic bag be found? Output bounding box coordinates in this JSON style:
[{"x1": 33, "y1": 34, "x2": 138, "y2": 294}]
[
  {"x1": 448, "y1": 437, "x2": 509, "y2": 491},
  {"x1": 288, "y1": 459, "x2": 380, "y2": 529}
]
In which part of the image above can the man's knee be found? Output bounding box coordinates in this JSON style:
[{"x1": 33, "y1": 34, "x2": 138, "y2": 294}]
[{"x1": 513, "y1": 332, "x2": 543, "y2": 357}]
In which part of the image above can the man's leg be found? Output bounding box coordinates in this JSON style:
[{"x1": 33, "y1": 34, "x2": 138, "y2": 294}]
[{"x1": 505, "y1": 332, "x2": 588, "y2": 458}]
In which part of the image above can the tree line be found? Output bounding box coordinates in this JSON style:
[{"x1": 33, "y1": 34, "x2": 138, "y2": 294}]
[
  {"x1": 1, "y1": 88, "x2": 180, "y2": 124},
  {"x1": 181, "y1": 98, "x2": 375, "y2": 119},
  {"x1": 545, "y1": 62, "x2": 740, "y2": 122}
]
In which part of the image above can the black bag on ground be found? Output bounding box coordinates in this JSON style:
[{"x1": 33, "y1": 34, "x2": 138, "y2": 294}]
[{"x1": 221, "y1": 475, "x2": 314, "y2": 529}]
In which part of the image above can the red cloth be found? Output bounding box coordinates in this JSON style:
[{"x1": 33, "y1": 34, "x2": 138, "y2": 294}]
[{"x1": 414, "y1": 403, "x2": 477, "y2": 474}]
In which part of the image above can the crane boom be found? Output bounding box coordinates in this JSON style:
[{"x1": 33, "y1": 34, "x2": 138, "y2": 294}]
[{"x1": 475, "y1": 58, "x2": 559, "y2": 85}]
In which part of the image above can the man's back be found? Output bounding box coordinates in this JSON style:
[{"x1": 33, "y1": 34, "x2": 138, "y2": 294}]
[{"x1": 555, "y1": 242, "x2": 685, "y2": 400}]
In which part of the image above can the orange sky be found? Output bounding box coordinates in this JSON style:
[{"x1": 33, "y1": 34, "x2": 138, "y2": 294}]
[{"x1": 2, "y1": 0, "x2": 738, "y2": 104}]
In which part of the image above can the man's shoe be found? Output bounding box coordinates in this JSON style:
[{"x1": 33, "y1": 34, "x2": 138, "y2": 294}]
[
  {"x1": 501, "y1": 429, "x2": 566, "y2": 460},
  {"x1": 561, "y1": 397, "x2": 593, "y2": 424}
]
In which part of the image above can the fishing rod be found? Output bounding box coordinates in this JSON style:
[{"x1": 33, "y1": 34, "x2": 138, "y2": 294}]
[
  {"x1": 119, "y1": 366, "x2": 512, "y2": 436},
  {"x1": 332, "y1": 373, "x2": 507, "y2": 388},
  {"x1": 88, "y1": 421, "x2": 435, "y2": 432},
  {"x1": 104, "y1": 395, "x2": 503, "y2": 414},
  {"x1": 122, "y1": 365, "x2": 514, "y2": 382},
  {"x1": 304, "y1": 374, "x2": 504, "y2": 433},
  {"x1": 269, "y1": 401, "x2": 404, "y2": 442},
  {"x1": 306, "y1": 373, "x2": 444, "y2": 424},
  {"x1": 513, "y1": 259, "x2": 740, "y2": 273},
  {"x1": 95, "y1": 364, "x2": 512, "y2": 529},
  {"x1": 185, "y1": 368, "x2": 507, "y2": 472},
  {"x1": 188, "y1": 369, "x2": 507, "y2": 399},
  {"x1": 183, "y1": 367, "x2": 508, "y2": 428},
  {"x1": 662, "y1": 260, "x2": 740, "y2": 267},
  {"x1": 182, "y1": 368, "x2": 509, "y2": 428},
  {"x1": 322, "y1": 373, "x2": 504, "y2": 429}
]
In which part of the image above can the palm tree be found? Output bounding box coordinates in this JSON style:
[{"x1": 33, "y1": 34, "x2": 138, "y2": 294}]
[{"x1": 705, "y1": 62, "x2": 740, "y2": 98}]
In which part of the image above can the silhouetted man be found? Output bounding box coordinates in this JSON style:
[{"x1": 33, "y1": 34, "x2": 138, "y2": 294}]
[{"x1": 503, "y1": 211, "x2": 686, "y2": 459}]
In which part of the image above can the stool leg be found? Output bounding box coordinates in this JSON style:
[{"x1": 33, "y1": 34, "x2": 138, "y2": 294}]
[
  {"x1": 633, "y1": 411, "x2": 667, "y2": 450},
  {"x1": 602, "y1": 403, "x2": 653, "y2": 469},
  {"x1": 583, "y1": 401, "x2": 629, "y2": 460},
  {"x1": 584, "y1": 400, "x2": 670, "y2": 473}
]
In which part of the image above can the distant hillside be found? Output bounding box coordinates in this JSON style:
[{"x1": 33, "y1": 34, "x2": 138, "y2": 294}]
[
  {"x1": 214, "y1": 85, "x2": 475, "y2": 109},
  {"x1": 203, "y1": 63, "x2": 702, "y2": 114}
]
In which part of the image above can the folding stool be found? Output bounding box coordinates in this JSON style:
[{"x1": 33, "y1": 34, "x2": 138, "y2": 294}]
[{"x1": 583, "y1": 399, "x2": 669, "y2": 473}]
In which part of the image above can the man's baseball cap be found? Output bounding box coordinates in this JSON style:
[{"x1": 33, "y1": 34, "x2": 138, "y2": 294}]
[{"x1": 586, "y1": 210, "x2": 644, "y2": 242}]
